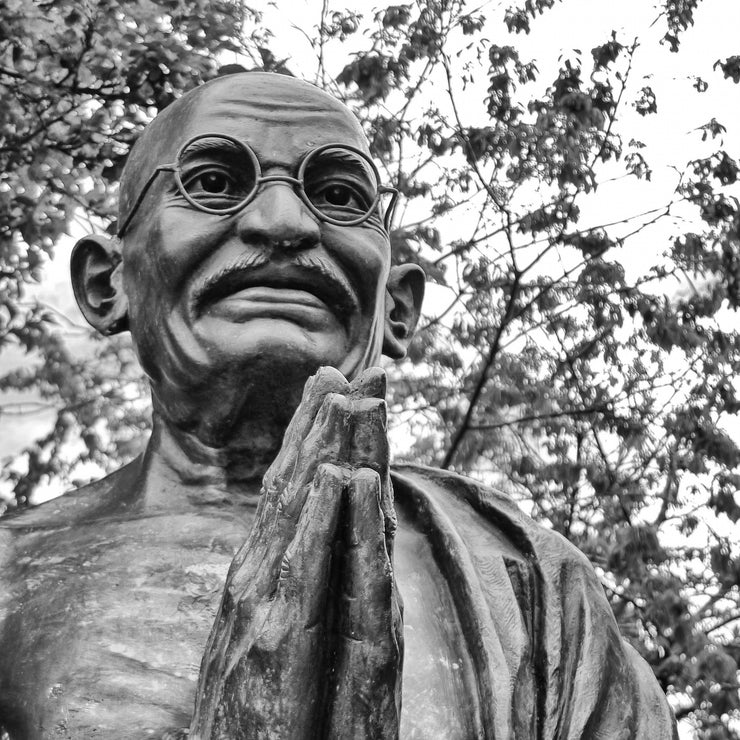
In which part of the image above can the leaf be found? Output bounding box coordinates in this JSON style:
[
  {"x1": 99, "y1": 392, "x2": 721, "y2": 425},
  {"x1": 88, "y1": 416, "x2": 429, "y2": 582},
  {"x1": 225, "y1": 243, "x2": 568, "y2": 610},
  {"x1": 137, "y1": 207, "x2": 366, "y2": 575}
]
[
  {"x1": 714, "y1": 55, "x2": 740, "y2": 83},
  {"x1": 634, "y1": 85, "x2": 657, "y2": 116},
  {"x1": 591, "y1": 34, "x2": 624, "y2": 69}
]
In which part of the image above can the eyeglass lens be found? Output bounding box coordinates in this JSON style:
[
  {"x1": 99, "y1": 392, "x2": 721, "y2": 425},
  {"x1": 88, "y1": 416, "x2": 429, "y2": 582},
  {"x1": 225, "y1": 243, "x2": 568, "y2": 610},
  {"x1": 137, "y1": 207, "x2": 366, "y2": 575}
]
[
  {"x1": 175, "y1": 136, "x2": 382, "y2": 224},
  {"x1": 177, "y1": 136, "x2": 259, "y2": 209},
  {"x1": 301, "y1": 146, "x2": 379, "y2": 223}
]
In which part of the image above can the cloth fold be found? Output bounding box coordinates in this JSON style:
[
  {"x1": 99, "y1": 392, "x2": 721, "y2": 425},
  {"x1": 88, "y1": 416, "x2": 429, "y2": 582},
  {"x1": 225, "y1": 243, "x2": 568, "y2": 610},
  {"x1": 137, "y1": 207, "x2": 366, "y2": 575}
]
[{"x1": 391, "y1": 464, "x2": 678, "y2": 740}]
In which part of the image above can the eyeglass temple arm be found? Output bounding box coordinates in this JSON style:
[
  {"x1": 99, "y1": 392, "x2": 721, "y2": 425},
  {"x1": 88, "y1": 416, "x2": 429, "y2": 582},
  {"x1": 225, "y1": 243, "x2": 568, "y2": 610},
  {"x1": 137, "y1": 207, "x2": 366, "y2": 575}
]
[
  {"x1": 381, "y1": 186, "x2": 399, "y2": 232},
  {"x1": 116, "y1": 165, "x2": 176, "y2": 238}
]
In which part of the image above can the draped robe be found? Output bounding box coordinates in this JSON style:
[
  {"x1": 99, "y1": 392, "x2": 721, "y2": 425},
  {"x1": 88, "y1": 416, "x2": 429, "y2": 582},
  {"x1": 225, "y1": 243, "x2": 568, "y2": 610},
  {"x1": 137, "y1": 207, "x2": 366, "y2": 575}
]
[
  {"x1": 392, "y1": 465, "x2": 677, "y2": 739},
  {"x1": 0, "y1": 460, "x2": 676, "y2": 738}
]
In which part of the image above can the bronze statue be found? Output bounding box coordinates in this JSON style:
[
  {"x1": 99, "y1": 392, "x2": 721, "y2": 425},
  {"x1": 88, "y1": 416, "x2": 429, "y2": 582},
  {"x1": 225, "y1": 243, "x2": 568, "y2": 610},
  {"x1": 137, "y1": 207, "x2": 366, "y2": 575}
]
[{"x1": 0, "y1": 72, "x2": 677, "y2": 739}]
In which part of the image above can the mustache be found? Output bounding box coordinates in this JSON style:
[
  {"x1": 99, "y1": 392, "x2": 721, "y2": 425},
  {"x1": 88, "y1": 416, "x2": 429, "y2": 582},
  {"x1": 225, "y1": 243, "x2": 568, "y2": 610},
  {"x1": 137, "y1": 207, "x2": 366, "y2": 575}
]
[{"x1": 194, "y1": 250, "x2": 359, "y2": 316}]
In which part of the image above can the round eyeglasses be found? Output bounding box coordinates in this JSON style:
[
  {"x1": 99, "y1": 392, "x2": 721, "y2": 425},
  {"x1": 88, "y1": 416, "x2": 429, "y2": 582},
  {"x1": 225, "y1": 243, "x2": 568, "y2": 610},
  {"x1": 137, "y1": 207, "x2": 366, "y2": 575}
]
[{"x1": 117, "y1": 133, "x2": 399, "y2": 237}]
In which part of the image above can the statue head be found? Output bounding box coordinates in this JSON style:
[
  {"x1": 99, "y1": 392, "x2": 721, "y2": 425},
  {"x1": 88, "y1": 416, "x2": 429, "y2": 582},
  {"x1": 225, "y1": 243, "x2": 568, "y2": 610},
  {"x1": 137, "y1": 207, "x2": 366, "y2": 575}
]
[{"x1": 71, "y1": 72, "x2": 425, "y2": 446}]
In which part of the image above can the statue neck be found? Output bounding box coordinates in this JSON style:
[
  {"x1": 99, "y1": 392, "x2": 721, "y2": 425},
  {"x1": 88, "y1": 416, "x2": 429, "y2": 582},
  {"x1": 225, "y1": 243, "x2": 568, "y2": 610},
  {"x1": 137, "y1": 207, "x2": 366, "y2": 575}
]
[
  {"x1": 133, "y1": 414, "x2": 282, "y2": 510},
  {"x1": 154, "y1": 415, "x2": 276, "y2": 479},
  {"x1": 133, "y1": 353, "x2": 379, "y2": 508}
]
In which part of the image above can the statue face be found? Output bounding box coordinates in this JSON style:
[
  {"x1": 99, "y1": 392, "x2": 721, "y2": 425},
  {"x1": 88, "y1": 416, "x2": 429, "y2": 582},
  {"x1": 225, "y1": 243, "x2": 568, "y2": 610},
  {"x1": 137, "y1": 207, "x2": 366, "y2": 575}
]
[{"x1": 121, "y1": 75, "x2": 394, "y2": 410}]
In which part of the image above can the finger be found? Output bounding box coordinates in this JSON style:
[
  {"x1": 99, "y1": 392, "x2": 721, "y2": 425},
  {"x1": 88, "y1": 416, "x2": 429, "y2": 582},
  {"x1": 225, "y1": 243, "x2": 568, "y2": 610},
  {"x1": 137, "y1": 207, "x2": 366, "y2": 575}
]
[
  {"x1": 348, "y1": 366, "x2": 386, "y2": 400},
  {"x1": 261, "y1": 390, "x2": 352, "y2": 530},
  {"x1": 234, "y1": 392, "x2": 352, "y2": 600},
  {"x1": 231, "y1": 461, "x2": 347, "y2": 600},
  {"x1": 381, "y1": 474, "x2": 398, "y2": 558},
  {"x1": 327, "y1": 469, "x2": 402, "y2": 740},
  {"x1": 348, "y1": 397, "x2": 397, "y2": 544},
  {"x1": 277, "y1": 463, "x2": 347, "y2": 628},
  {"x1": 283, "y1": 392, "x2": 352, "y2": 516},
  {"x1": 261, "y1": 366, "x2": 349, "y2": 500},
  {"x1": 348, "y1": 397, "x2": 388, "y2": 474},
  {"x1": 340, "y1": 469, "x2": 394, "y2": 637}
]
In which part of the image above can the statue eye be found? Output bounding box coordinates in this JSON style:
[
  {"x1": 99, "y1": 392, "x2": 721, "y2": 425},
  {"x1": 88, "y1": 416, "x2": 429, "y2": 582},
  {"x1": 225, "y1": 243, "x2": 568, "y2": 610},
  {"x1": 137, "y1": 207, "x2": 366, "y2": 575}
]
[
  {"x1": 301, "y1": 146, "x2": 381, "y2": 222},
  {"x1": 309, "y1": 181, "x2": 370, "y2": 214},
  {"x1": 180, "y1": 166, "x2": 247, "y2": 204},
  {"x1": 198, "y1": 172, "x2": 232, "y2": 193},
  {"x1": 184, "y1": 169, "x2": 238, "y2": 196},
  {"x1": 323, "y1": 184, "x2": 353, "y2": 206}
]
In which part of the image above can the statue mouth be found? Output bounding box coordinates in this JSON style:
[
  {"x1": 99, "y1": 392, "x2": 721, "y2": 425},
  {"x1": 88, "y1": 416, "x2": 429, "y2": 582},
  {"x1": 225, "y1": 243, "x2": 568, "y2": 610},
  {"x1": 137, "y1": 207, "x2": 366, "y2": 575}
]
[{"x1": 194, "y1": 259, "x2": 358, "y2": 320}]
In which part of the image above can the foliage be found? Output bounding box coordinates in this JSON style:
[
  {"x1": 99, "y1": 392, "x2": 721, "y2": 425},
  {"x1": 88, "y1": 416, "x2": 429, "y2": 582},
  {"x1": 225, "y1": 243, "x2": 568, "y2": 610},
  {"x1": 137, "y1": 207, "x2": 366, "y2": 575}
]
[
  {"x1": 2, "y1": 1, "x2": 740, "y2": 737},
  {"x1": 0, "y1": 0, "x2": 259, "y2": 497}
]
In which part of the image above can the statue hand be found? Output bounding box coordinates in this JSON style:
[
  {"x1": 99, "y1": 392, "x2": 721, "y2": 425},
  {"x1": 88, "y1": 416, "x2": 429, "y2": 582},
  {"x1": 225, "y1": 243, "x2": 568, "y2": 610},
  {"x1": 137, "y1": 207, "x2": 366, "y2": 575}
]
[
  {"x1": 325, "y1": 471, "x2": 404, "y2": 739},
  {"x1": 325, "y1": 378, "x2": 403, "y2": 739},
  {"x1": 190, "y1": 367, "x2": 403, "y2": 739}
]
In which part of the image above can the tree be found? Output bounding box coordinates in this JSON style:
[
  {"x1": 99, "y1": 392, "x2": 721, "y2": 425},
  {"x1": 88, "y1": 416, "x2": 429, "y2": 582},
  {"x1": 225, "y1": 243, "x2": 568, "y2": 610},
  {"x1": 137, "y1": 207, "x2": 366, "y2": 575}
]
[
  {"x1": 0, "y1": 0, "x2": 261, "y2": 500},
  {"x1": 2, "y1": 1, "x2": 740, "y2": 737}
]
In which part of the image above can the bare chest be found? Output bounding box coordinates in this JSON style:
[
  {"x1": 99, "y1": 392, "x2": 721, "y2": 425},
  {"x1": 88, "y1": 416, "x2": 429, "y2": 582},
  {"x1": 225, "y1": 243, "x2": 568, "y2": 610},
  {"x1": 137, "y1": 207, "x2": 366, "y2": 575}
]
[
  {"x1": 0, "y1": 506, "x2": 477, "y2": 739},
  {"x1": 0, "y1": 511, "x2": 246, "y2": 739}
]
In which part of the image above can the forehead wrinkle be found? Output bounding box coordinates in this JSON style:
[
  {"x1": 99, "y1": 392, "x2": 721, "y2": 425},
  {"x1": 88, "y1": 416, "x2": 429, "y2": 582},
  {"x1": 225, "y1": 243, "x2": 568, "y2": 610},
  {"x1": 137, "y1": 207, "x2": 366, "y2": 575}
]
[
  {"x1": 193, "y1": 104, "x2": 366, "y2": 146},
  {"x1": 197, "y1": 74, "x2": 361, "y2": 120},
  {"x1": 208, "y1": 95, "x2": 342, "y2": 113},
  {"x1": 189, "y1": 111, "x2": 369, "y2": 172}
]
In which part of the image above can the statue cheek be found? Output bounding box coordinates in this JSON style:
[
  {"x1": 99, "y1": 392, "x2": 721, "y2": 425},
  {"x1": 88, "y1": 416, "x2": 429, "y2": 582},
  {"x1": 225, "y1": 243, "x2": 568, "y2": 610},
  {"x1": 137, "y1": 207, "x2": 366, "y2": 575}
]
[
  {"x1": 155, "y1": 208, "x2": 233, "y2": 280},
  {"x1": 324, "y1": 227, "x2": 390, "y2": 308},
  {"x1": 338, "y1": 308, "x2": 386, "y2": 382}
]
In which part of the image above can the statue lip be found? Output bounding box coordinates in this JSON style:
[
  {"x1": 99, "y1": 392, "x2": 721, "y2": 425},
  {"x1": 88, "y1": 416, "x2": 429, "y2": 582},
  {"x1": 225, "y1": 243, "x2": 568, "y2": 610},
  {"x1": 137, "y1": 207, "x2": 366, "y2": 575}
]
[{"x1": 194, "y1": 261, "x2": 358, "y2": 318}]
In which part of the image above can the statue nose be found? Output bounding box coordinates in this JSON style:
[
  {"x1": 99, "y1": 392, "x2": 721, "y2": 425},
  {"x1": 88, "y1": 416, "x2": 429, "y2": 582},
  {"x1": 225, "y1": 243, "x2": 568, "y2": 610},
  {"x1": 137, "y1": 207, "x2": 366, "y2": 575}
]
[{"x1": 236, "y1": 182, "x2": 320, "y2": 251}]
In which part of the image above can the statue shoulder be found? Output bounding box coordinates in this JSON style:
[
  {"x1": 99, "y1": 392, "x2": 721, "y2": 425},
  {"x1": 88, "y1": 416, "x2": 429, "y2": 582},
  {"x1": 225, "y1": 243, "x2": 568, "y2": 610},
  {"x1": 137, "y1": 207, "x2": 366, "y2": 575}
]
[
  {"x1": 0, "y1": 457, "x2": 143, "y2": 533},
  {"x1": 391, "y1": 463, "x2": 678, "y2": 738},
  {"x1": 0, "y1": 459, "x2": 143, "y2": 626},
  {"x1": 391, "y1": 462, "x2": 590, "y2": 567},
  {"x1": 0, "y1": 526, "x2": 12, "y2": 630},
  {"x1": 391, "y1": 462, "x2": 623, "y2": 630},
  {"x1": 0, "y1": 522, "x2": 12, "y2": 576}
]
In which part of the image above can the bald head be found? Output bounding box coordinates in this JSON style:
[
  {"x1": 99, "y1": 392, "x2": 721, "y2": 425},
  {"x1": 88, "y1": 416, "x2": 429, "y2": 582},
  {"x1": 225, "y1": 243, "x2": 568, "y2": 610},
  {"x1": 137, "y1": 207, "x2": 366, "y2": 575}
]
[
  {"x1": 72, "y1": 69, "x2": 424, "y2": 446},
  {"x1": 118, "y1": 73, "x2": 368, "y2": 233}
]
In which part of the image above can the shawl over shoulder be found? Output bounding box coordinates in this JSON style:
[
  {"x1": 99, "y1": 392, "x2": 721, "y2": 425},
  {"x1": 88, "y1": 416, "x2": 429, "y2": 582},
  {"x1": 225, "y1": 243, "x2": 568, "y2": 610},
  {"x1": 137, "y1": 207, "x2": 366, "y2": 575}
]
[{"x1": 391, "y1": 464, "x2": 678, "y2": 740}]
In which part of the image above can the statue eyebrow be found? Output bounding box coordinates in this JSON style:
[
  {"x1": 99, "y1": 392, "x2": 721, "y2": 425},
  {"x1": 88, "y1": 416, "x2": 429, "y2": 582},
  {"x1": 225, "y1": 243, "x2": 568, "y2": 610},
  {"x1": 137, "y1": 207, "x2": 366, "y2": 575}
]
[
  {"x1": 305, "y1": 148, "x2": 373, "y2": 178},
  {"x1": 179, "y1": 137, "x2": 245, "y2": 158}
]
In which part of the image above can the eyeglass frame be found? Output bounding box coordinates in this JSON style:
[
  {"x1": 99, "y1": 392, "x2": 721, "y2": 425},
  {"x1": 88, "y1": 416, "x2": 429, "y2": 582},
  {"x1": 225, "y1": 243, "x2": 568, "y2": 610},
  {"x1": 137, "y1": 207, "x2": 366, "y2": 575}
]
[{"x1": 116, "y1": 133, "x2": 399, "y2": 238}]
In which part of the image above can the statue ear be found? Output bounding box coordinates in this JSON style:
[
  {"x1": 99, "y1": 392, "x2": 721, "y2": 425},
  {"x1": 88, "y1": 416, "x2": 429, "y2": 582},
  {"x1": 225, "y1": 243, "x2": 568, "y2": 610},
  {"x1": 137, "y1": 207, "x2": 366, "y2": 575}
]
[
  {"x1": 70, "y1": 234, "x2": 129, "y2": 335},
  {"x1": 383, "y1": 263, "x2": 425, "y2": 359}
]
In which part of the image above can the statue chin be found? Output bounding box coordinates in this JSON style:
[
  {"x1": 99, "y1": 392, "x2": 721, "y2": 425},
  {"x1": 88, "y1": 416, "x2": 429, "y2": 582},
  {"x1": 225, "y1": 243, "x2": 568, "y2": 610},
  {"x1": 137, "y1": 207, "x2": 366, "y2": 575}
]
[{"x1": 134, "y1": 309, "x2": 382, "y2": 449}]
